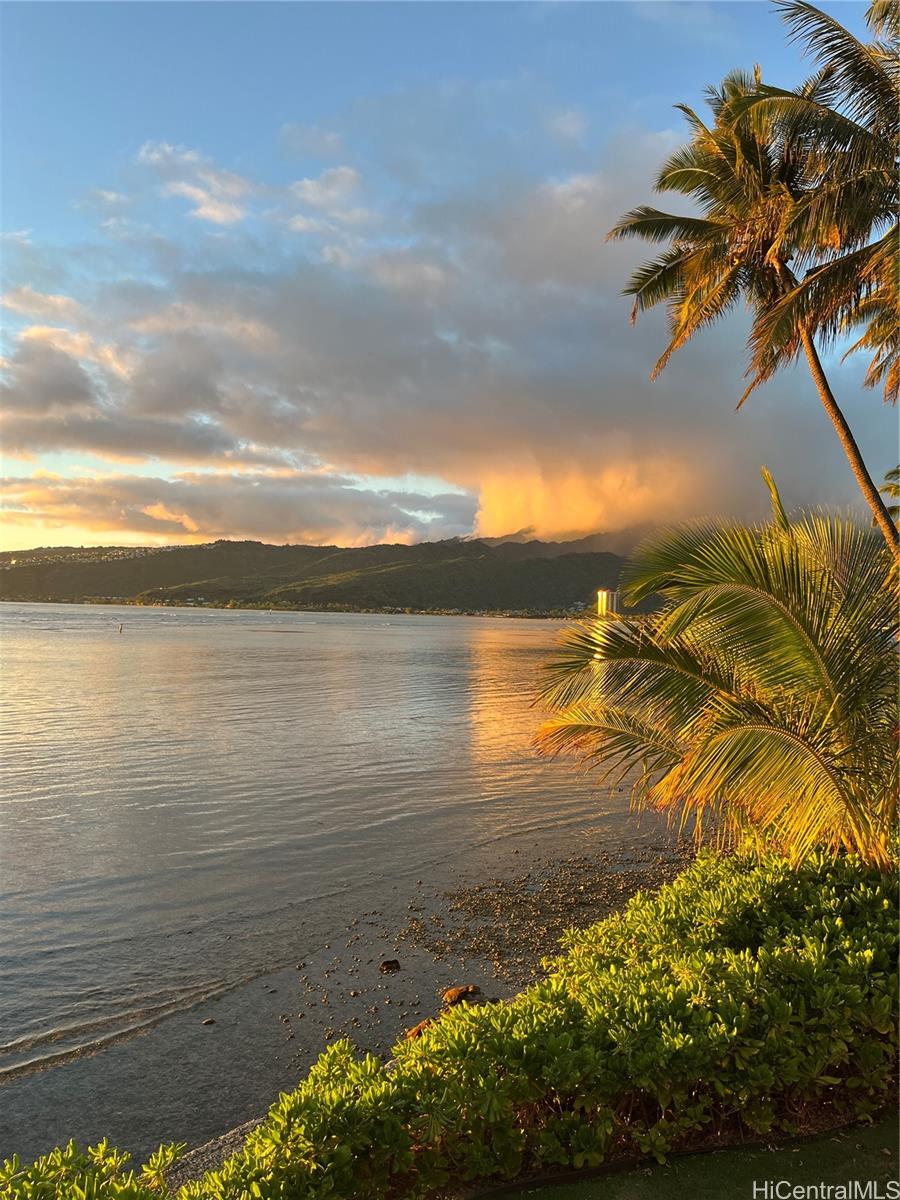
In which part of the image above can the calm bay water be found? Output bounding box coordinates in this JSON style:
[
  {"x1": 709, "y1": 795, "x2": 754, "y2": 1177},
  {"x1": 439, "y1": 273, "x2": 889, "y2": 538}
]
[{"x1": 0, "y1": 602, "x2": 645, "y2": 1157}]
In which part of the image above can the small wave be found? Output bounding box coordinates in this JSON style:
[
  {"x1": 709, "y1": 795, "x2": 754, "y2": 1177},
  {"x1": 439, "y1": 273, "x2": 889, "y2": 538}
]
[{"x1": 0, "y1": 977, "x2": 245, "y2": 1081}]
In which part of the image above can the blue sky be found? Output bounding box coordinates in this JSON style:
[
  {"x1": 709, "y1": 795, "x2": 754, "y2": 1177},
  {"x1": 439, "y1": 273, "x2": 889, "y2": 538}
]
[
  {"x1": 6, "y1": 2, "x2": 865, "y2": 237},
  {"x1": 1, "y1": 1, "x2": 891, "y2": 549}
]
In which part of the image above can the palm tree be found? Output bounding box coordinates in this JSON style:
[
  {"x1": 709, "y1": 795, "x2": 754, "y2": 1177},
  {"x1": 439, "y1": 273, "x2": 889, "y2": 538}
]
[
  {"x1": 537, "y1": 477, "x2": 898, "y2": 868},
  {"x1": 726, "y1": 1, "x2": 899, "y2": 408},
  {"x1": 608, "y1": 20, "x2": 900, "y2": 562},
  {"x1": 880, "y1": 465, "x2": 900, "y2": 522}
]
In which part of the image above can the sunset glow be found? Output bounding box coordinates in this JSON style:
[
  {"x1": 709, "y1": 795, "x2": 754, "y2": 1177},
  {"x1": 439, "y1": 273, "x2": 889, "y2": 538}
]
[{"x1": 1, "y1": 2, "x2": 890, "y2": 552}]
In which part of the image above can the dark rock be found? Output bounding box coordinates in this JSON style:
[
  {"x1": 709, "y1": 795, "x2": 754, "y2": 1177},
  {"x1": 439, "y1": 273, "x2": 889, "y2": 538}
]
[
  {"x1": 201, "y1": 1018, "x2": 216, "y2": 1026},
  {"x1": 379, "y1": 959, "x2": 400, "y2": 974}
]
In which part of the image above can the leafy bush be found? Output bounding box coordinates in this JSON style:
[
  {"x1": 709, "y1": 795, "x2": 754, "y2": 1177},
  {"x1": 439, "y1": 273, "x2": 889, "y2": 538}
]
[
  {"x1": 0, "y1": 1140, "x2": 184, "y2": 1199},
  {"x1": 4, "y1": 853, "x2": 896, "y2": 1199}
]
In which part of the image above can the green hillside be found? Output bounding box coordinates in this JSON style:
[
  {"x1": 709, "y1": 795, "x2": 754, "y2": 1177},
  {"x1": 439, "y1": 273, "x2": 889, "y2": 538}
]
[{"x1": 0, "y1": 538, "x2": 625, "y2": 615}]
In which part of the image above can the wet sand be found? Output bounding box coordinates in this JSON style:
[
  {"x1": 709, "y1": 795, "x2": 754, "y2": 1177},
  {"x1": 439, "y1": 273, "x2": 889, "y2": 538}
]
[{"x1": 166, "y1": 835, "x2": 692, "y2": 1189}]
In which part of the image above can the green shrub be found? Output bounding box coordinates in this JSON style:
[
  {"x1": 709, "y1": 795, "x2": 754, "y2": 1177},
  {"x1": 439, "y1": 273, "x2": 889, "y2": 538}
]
[
  {"x1": 4, "y1": 852, "x2": 896, "y2": 1199},
  {"x1": 0, "y1": 1140, "x2": 185, "y2": 1199}
]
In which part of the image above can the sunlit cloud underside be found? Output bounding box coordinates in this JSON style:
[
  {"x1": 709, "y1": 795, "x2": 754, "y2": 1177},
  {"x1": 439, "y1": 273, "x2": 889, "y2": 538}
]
[{"x1": 1, "y1": 4, "x2": 890, "y2": 550}]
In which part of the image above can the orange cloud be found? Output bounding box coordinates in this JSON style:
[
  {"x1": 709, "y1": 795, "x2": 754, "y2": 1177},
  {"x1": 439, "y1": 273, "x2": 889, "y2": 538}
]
[
  {"x1": 0, "y1": 471, "x2": 476, "y2": 551},
  {"x1": 474, "y1": 457, "x2": 701, "y2": 540},
  {"x1": 141, "y1": 502, "x2": 201, "y2": 533}
]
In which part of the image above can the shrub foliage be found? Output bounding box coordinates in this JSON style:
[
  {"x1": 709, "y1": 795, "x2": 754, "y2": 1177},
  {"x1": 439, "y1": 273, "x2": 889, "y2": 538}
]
[{"x1": 3, "y1": 853, "x2": 896, "y2": 1199}]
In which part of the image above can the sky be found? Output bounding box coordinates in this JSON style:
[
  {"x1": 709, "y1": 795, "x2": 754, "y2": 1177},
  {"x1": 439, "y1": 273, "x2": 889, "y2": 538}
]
[{"x1": 1, "y1": 0, "x2": 893, "y2": 551}]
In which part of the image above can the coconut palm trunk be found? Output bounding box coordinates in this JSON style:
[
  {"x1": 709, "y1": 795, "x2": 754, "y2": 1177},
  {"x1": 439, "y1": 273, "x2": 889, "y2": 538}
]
[
  {"x1": 798, "y1": 326, "x2": 900, "y2": 558},
  {"x1": 771, "y1": 259, "x2": 900, "y2": 561},
  {"x1": 609, "y1": 56, "x2": 900, "y2": 566}
]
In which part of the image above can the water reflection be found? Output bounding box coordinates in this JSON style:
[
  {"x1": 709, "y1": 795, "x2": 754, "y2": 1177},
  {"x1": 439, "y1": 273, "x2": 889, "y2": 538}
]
[{"x1": 1, "y1": 604, "x2": 624, "y2": 1078}]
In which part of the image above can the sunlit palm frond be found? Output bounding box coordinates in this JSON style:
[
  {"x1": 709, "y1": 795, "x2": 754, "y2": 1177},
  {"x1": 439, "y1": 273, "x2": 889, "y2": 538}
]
[
  {"x1": 651, "y1": 262, "x2": 744, "y2": 379},
  {"x1": 608, "y1": 248, "x2": 685, "y2": 325},
  {"x1": 774, "y1": 0, "x2": 898, "y2": 134},
  {"x1": 726, "y1": 86, "x2": 890, "y2": 179},
  {"x1": 840, "y1": 254, "x2": 900, "y2": 404},
  {"x1": 866, "y1": 0, "x2": 900, "y2": 41},
  {"x1": 540, "y1": 616, "x2": 740, "y2": 737},
  {"x1": 537, "y1": 483, "x2": 898, "y2": 867},
  {"x1": 607, "y1": 207, "x2": 726, "y2": 247},
  {"x1": 748, "y1": 225, "x2": 899, "y2": 397},
  {"x1": 881, "y1": 465, "x2": 900, "y2": 495},
  {"x1": 537, "y1": 704, "x2": 683, "y2": 788},
  {"x1": 879, "y1": 465, "x2": 900, "y2": 521}
]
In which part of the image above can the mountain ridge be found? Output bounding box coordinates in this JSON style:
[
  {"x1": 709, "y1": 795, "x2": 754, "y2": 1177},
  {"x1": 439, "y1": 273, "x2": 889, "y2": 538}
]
[
  {"x1": 0, "y1": 535, "x2": 628, "y2": 615},
  {"x1": 473, "y1": 524, "x2": 652, "y2": 557}
]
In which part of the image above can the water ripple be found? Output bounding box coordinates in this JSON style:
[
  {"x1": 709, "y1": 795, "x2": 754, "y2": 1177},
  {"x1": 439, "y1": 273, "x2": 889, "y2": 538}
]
[{"x1": 0, "y1": 603, "x2": 619, "y2": 1076}]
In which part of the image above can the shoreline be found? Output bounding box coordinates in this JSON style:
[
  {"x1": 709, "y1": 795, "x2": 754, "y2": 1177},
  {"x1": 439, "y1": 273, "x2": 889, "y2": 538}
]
[
  {"x1": 165, "y1": 842, "x2": 899, "y2": 1198},
  {"x1": 165, "y1": 836, "x2": 692, "y2": 1190},
  {"x1": 0, "y1": 597, "x2": 584, "y2": 620},
  {"x1": 4, "y1": 598, "x2": 668, "y2": 1164}
]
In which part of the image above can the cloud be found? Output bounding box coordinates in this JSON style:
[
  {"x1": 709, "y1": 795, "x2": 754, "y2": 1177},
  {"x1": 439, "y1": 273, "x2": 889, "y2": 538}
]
[
  {"x1": 281, "y1": 166, "x2": 375, "y2": 234},
  {"x1": 320, "y1": 244, "x2": 354, "y2": 268},
  {"x1": 161, "y1": 182, "x2": 246, "y2": 226},
  {"x1": 1, "y1": 330, "x2": 288, "y2": 466},
  {"x1": 287, "y1": 214, "x2": 333, "y2": 235},
  {"x1": 1, "y1": 338, "x2": 95, "y2": 414},
  {"x1": 1, "y1": 411, "x2": 285, "y2": 467},
  {"x1": 474, "y1": 458, "x2": 699, "y2": 541},
  {"x1": 291, "y1": 165, "x2": 360, "y2": 208},
  {"x1": 139, "y1": 141, "x2": 256, "y2": 225},
  {"x1": 137, "y1": 141, "x2": 200, "y2": 170},
  {"x1": 2, "y1": 285, "x2": 87, "y2": 323},
  {"x1": 18, "y1": 325, "x2": 134, "y2": 379},
  {"x1": 367, "y1": 251, "x2": 453, "y2": 296},
  {"x1": 129, "y1": 303, "x2": 277, "y2": 351},
  {"x1": 3, "y1": 88, "x2": 894, "y2": 550},
  {"x1": 1, "y1": 470, "x2": 477, "y2": 546},
  {"x1": 94, "y1": 189, "x2": 130, "y2": 207},
  {"x1": 79, "y1": 189, "x2": 134, "y2": 218}
]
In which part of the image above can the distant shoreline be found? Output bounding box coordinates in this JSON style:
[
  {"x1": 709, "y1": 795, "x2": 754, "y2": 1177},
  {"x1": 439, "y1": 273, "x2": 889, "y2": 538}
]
[
  {"x1": 0, "y1": 597, "x2": 584, "y2": 621},
  {"x1": 0, "y1": 536, "x2": 623, "y2": 620}
]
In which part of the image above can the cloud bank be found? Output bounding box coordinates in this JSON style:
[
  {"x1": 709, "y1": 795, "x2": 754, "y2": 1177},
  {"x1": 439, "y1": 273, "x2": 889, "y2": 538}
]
[{"x1": 1, "y1": 77, "x2": 892, "y2": 550}]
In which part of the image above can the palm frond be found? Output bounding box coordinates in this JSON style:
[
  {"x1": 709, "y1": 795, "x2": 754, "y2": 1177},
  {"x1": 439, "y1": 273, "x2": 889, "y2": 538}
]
[
  {"x1": 774, "y1": 0, "x2": 898, "y2": 134},
  {"x1": 618, "y1": 248, "x2": 688, "y2": 322},
  {"x1": 866, "y1": 0, "x2": 900, "y2": 41},
  {"x1": 749, "y1": 224, "x2": 899, "y2": 398},
  {"x1": 607, "y1": 207, "x2": 725, "y2": 246},
  {"x1": 879, "y1": 465, "x2": 900, "y2": 522},
  {"x1": 539, "y1": 501, "x2": 898, "y2": 867}
]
